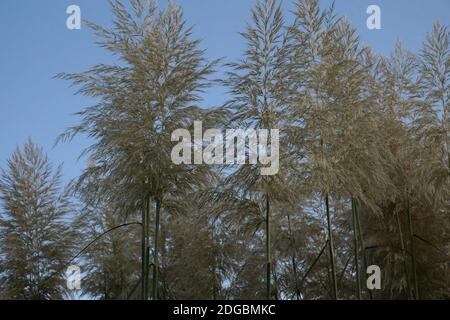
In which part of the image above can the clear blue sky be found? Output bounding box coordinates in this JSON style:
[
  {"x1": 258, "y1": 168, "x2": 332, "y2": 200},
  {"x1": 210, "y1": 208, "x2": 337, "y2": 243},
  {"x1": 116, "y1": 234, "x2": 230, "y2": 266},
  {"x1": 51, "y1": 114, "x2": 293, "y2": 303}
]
[{"x1": 1, "y1": 0, "x2": 449, "y2": 184}]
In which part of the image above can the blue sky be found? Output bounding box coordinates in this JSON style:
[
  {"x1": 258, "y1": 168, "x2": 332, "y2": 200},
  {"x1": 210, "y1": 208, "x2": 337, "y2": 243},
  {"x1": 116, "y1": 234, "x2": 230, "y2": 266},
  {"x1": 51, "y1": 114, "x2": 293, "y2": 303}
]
[{"x1": 0, "y1": 0, "x2": 449, "y2": 184}]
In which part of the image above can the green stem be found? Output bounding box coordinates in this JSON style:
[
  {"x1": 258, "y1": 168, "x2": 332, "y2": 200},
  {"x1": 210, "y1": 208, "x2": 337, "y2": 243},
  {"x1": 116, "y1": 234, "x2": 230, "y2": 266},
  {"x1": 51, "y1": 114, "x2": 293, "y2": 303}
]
[
  {"x1": 395, "y1": 209, "x2": 413, "y2": 299},
  {"x1": 152, "y1": 197, "x2": 161, "y2": 300},
  {"x1": 141, "y1": 205, "x2": 147, "y2": 300},
  {"x1": 266, "y1": 193, "x2": 271, "y2": 300},
  {"x1": 406, "y1": 193, "x2": 419, "y2": 299},
  {"x1": 287, "y1": 212, "x2": 300, "y2": 300},
  {"x1": 145, "y1": 196, "x2": 151, "y2": 300},
  {"x1": 351, "y1": 198, "x2": 362, "y2": 300},
  {"x1": 354, "y1": 200, "x2": 373, "y2": 300},
  {"x1": 298, "y1": 240, "x2": 328, "y2": 292},
  {"x1": 325, "y1": 194, "x2": 338, "y2": 300}
]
